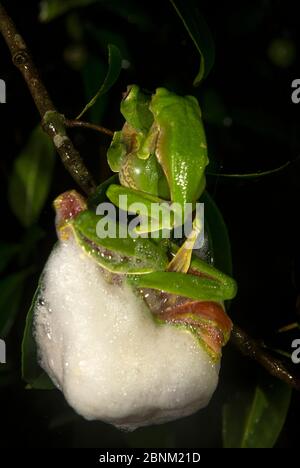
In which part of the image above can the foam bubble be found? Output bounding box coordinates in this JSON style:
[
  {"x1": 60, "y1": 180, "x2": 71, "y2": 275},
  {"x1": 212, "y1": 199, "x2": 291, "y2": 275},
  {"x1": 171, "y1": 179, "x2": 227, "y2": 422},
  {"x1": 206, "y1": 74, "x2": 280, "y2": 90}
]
[{"x1": 34, "y1": 240, "x2": 219, "y2": 430}]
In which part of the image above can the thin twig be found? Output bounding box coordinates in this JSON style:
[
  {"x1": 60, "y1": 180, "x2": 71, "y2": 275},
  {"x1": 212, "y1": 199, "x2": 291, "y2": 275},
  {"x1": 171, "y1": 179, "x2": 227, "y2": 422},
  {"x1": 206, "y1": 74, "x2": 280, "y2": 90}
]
[
  {"x1": 231, "y1": 325, "x2": 300, "y2": 391},
  {"x1": 0, "y1": 3, "x2": 96, "y2": 195},
  {"x1": 65, "y1": 119, "x2": 114, "y2": 137}
]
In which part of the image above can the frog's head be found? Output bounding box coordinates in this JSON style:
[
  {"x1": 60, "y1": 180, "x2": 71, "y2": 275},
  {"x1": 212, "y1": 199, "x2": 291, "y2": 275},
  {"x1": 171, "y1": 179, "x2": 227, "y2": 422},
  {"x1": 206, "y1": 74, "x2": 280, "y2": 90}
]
[
  {"x1": 107, "y1": 85, "x2": 153, "y2": 175},
  {"x1": 120, "y1": 85, "x2": 153, "y2": 133},
  {"x1": 150, "y1": 87, "x2": 202, "y2": 122}
]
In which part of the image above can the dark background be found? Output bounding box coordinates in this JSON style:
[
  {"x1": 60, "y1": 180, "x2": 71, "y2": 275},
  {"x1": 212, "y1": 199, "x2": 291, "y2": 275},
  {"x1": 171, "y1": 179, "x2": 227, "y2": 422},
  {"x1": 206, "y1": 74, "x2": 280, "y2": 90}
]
[{"x1": 0, "y1": 0, "x2": 300, "y2": 447}]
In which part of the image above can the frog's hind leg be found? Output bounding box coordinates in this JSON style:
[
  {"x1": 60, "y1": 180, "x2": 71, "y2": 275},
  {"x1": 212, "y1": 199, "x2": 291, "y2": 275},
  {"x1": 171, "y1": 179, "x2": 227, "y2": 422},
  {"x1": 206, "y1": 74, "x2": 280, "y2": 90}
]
[{"x1": 167, "y1": 213, "x2": 202, "y2": 273}]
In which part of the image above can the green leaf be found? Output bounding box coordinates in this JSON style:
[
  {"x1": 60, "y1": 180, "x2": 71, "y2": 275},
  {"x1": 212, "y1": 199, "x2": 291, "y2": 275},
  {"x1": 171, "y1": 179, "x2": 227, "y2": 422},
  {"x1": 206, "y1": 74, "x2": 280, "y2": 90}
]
[
  {"x1": 207, "y1": 161, "x2": 291, "y2": 179},
  {"x1": 223, "y1": 375, "x2": 291, "y2": 448},
  {"x1": 81, "y1": 56, "x2": 108, "y2": 123},
  {"x1": 76, "y1": 44, "x2": 122, "y2": 120},
  {"x1": 201, "y1": 191, "x2": 233, "y2": 276},
  {"x1": 22, "y1": 280, "x2": 55, "y2": 390},
  {"x1": 0, "y1": 269, "x2": 32, "y2": 337},
  {"x1": 8, "y1": 125, "x2": 55, "y2": 227},
  {"x1": 39, "y1": 0, "x2": 98, "y2": 22},
  {"x1": 18, "y1": 225, "x2": 46, "y2": 267},
  {"x1": 26, "y1": 373, "x2": 54, "y2": 390},
  {"x1": 170, "y1": 0, "x2": 215, "y2": 85},
  {"x1": 0, "y1": 242, "x2": 20, "y2": 273}
]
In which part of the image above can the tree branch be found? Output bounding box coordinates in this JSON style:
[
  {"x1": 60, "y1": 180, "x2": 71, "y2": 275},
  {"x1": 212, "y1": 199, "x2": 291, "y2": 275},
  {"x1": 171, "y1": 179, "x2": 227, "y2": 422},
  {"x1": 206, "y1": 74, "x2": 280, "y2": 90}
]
[
  {"x1": 231, "y1": 325, "x2": 300, "y2": 391},
  {"x1": 65, "y1": 119, "x2": 114, "y2": 137},
  {"x1": 0, "y1": 3, "x2": 96, "y2": 195}
]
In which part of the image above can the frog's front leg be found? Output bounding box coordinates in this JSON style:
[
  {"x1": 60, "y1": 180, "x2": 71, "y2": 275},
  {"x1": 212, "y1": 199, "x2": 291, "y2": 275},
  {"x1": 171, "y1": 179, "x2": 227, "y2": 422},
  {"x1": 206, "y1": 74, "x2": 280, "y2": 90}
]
[{"x1": 106, "y1": 184, "x2": 179, "y2": 233}]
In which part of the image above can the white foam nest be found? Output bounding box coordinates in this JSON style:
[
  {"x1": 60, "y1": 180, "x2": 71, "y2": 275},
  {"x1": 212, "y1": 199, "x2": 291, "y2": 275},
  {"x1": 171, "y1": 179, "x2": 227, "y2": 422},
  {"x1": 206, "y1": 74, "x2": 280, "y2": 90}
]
[{"x1": 34, "y1": 239, "x2": 220, "y2": 430}]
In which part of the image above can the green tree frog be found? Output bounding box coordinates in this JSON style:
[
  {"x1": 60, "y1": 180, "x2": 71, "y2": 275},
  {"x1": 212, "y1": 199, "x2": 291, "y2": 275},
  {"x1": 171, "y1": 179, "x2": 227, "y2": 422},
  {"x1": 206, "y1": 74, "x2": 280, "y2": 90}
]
[{"x1": 106, "y1": 85, "x2": 209, "y2": 272}]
